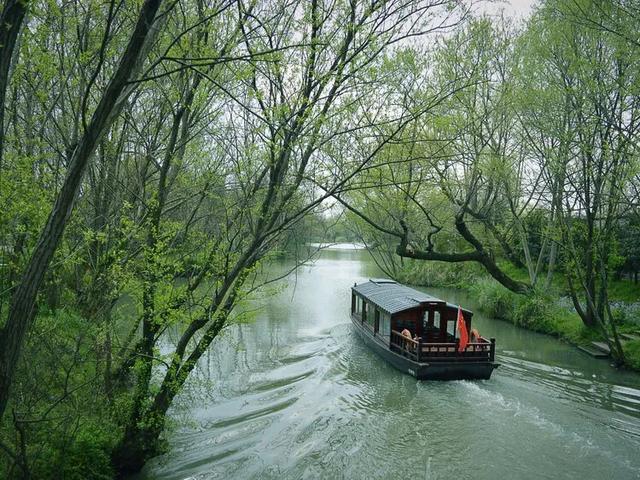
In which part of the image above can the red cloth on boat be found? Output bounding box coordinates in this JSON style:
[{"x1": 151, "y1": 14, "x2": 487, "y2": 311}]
[{"x1": 457, "y1": 306, "x2": 469, "y2": 353}]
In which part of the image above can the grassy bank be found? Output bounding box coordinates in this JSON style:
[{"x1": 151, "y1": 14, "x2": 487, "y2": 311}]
[{"x1": 396, "y1": 260, "x2": 640, "y2": 372}]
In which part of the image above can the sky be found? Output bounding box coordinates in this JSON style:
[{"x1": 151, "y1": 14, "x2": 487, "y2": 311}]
[{"x1": 480, "y1": 0, "x2": 538, "y2": 19}]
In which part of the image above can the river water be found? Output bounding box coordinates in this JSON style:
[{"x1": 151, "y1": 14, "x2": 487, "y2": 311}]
[{"x1": 137, "y1": 246, "x2": 640, "y2": 480}]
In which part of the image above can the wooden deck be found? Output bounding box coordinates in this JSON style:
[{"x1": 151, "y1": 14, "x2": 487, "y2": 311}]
[
  {"x1": 578, "y1": 335, "x2": 639, "y2": 358},
  {"x1": 578, "y1": 344, "x2": 610, "y2": 358},
  {"x1": 389, "y1": 330, "x2": 495, "y2": 363}
]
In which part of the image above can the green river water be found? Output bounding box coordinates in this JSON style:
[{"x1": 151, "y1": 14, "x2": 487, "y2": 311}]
[{"x1": 137, "y1": 246, "x2": 640, "y2": 480}]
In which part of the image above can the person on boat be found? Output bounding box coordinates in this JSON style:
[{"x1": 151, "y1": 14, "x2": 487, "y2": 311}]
[
  {"x1": 470, "y1": 328, "x2": 481, "y2": 342},
  {"x1": 401, "y1": 328, "x2": 413, "y2": 351}
]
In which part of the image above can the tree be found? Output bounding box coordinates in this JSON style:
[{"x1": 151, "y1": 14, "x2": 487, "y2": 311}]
[
  {"x1": 0, "y1": 0, "x2": 166, "y2": 423},
  {"x1": 0, "y1": 0, "x2": 28, "y2": 168},
  {"x1": 342, "y1": 16, "x2": 536, "y2": 294},
  {"x1": 515, "y1": 0, "x2": 640, "y2": 361}
]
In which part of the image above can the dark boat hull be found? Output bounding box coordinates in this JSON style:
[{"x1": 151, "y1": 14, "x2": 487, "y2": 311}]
[{"x1": 351, "y1": 314, "x2": 498, "y2": 380}]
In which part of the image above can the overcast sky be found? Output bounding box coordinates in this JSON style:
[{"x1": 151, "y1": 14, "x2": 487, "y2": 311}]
[{"x1": 480, "y1": 0, "x2": 538, "y2": 18}]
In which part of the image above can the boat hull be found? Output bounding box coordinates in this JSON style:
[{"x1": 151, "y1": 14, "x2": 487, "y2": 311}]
[{"x1": 351, "y1": 314, "x2": 498, "y2": 380}]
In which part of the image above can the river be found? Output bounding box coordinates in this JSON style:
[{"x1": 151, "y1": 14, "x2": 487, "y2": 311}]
[{"x1": 137, "y1": 246, "x2": 640, "y2": 480}]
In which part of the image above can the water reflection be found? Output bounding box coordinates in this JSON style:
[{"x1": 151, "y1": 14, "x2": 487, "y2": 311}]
[{"x1": 137, "y1": 249, "x2": 640, "y2": 480}]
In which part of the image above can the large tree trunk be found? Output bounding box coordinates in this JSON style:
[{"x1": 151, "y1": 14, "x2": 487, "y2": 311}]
[
  {"x1": 0, "y1": 0, "x2": 165, "y2": 422},
  {"x1": 0, "y1": 0, "x2": 27, "y2": 169}
]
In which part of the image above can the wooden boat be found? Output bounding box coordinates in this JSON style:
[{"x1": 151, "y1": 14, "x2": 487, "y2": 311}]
[{"x1": 350, "y1": 279, "x2": 498, "y2": 380}]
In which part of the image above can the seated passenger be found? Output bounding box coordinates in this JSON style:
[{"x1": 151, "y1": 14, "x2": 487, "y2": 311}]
[
  {"x1": 470, "y1": 328, "x2": 482, "y2": 342},
  {"x1": 401, "y1": 328, "x2": 413, "y2": 351}
]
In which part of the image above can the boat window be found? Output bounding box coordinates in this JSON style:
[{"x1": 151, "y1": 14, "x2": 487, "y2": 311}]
[
  {"x1": 448, "y1": 317, "x2": 455, "y2": 336},
  {"x1": 433, "y1": 310, "x2": 440, "y2": 329},
  {"x1": 379, "y1": 312, "x2": 391, "y2": 338},
  {"x1": 365, "y1": 304, "x2": 375, "y2": 329}
]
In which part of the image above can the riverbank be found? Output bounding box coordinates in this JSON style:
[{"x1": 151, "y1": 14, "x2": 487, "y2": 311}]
[{"x1": 396, "y1": 260, "x2": 640, "y2": 372}]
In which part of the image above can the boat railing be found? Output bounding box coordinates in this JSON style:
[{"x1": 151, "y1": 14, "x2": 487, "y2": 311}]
[
  {"x1": 391, "y1": 330, "x2": 496, "y2": 363},
  {"x1": 390, "y1": 329, "x2": 420, "y2": 361},
  {"x1": 419, "y1": 340, "x2": 495, "y2": 362}
]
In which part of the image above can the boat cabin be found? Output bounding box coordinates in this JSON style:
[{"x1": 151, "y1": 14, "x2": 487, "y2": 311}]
[{"x1": 350, "y1": 279, "x2": 496, "y2": 376}]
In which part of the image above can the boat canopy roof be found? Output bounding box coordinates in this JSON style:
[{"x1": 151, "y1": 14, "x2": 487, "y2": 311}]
[{"x1": 352, "y1": 279, "x2": 453, "y2": 315}]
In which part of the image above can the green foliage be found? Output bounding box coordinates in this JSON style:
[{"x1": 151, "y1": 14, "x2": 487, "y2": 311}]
[
  {"x1": 404, "y1": 261, "x2": 605, "y2": 346},
  {"x1": 396, "y1": 260, "x2": 481, "y2": 289},
  {"x1": 1, "y1": 308, "x2": 120, "y2": 479},
  {"x1": 32, "y1": 421, "x2": 117, "y2": 480},
  {"x1": 624, "y1": 340, "x2": 640, "y2": 371},
  {"x1": 469, "y1": 278, "x2": 516, "y2": 319},
  {"x1": 466, "y1": 276, "x2": 590, "y2": 342},
  {"x1": 4, "y1": 0, "x2": 640, "y2": 476}
]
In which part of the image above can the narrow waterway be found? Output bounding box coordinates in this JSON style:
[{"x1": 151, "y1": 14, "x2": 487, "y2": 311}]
[{"x1": 137, "y1": 247, "x2": 640, "y2": 480}]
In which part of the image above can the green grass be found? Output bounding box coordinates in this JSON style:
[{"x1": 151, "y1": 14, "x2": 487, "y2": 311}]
[
  {"x1": 468, "y1": 276, "x2": 591, "y2": 343},
  {"x1": 608, "y1": 279, "x2": 640, "y2": 303},
  {"x1": 624, "y1": 340, "x2": 640, "y2": 370},
  {"x1": 497, "y1": 261, "x2": 640, "y2": 303}
]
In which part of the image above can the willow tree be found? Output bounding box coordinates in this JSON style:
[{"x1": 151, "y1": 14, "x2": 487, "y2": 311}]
[
  {"x1": 0, "y1": 0, "x2": 467, "y2": 473},
  {"x1": 0, "y1": 1, "x2": 247, "y2": 475},
  {"x1": 344, "y1": 1, "x2": 640, "y2": 366}
]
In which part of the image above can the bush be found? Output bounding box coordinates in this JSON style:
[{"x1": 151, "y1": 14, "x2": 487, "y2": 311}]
[
  {"x1": 469, "y1": 278, "x2": 515, "y2": 319},
  {"x1": 624, "y1": 340, "x2": 640, "y2": 371},
  {"x1": 513, "y1": 292, "x2": 553, "y2": 329},
  {"x1": 0, "y1": 308, "x2": 123, "y2": 480},
  {"x1": 397, "y1": 260, "x2": 481, "y2": 289},
  {"x1": 461, "y1": 276, "x2": 588, "y2": 342},
  {"x1": 33, "y1": 421, "x2": 118, "y2": 480}
]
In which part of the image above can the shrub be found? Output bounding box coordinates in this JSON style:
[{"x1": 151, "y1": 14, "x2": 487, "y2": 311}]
[
  {"x1": 29, "y1": 419, "x2": 118, "y2": 480},
  {"x1": 513, "y1": 292, "x2": 554, "y2": 330},
  {"x1": 469, "y1": 278, "x2": 515, "y2": 319},
  {"x1": 397, "y1": 260, "x2": 481, "y2": 288},
  {"x1": 624, "y1": 340, "x2": 640, "y2": 371}
]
